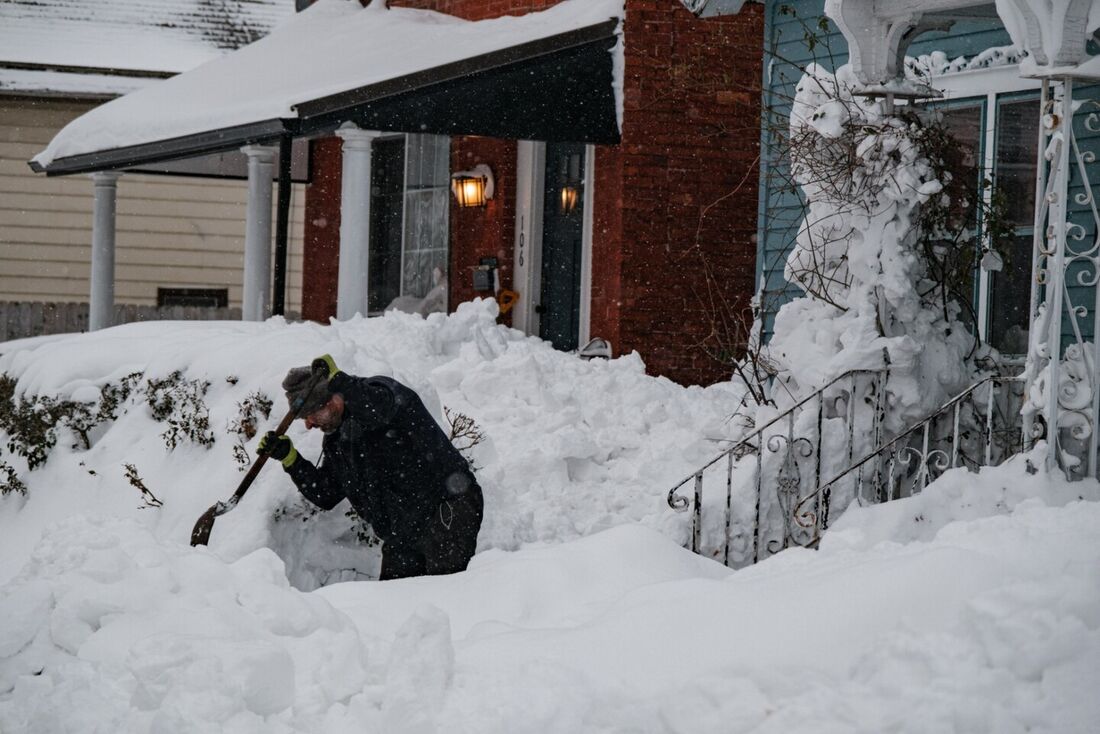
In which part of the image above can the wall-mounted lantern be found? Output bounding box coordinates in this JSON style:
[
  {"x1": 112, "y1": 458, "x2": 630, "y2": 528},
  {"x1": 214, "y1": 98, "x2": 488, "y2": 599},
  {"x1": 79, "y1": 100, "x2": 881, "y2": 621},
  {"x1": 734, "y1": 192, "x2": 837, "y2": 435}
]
[
  {"x1": 450, "y1": 163, "x2": 494, "y2": 208},
  {"x1": 556, "y1": 151, "x2": 583, "y2": 214},
  {"x1": 559, "y1": 185, "x2": 580, "y2": 213}
]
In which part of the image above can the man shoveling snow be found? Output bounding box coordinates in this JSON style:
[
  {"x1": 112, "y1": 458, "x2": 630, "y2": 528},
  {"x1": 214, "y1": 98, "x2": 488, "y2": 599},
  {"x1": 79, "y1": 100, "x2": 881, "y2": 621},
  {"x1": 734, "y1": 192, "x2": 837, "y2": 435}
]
[{"x1": 258, "y1": 355, "x2": 483, "y2": 580}]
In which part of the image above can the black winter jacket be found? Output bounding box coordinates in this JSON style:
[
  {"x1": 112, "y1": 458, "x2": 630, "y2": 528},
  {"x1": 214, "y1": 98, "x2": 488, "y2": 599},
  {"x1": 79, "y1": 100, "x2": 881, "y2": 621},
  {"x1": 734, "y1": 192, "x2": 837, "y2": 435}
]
[{"x1": 286, "y1": 373, "x2": 477, "y2": 544}]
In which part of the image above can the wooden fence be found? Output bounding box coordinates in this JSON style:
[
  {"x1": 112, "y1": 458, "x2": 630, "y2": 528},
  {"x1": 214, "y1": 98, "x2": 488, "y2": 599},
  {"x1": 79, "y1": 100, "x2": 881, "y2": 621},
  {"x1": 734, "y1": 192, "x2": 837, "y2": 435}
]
[{"x1": 0, "y1": 302, "x2": 245, "y2": 343}]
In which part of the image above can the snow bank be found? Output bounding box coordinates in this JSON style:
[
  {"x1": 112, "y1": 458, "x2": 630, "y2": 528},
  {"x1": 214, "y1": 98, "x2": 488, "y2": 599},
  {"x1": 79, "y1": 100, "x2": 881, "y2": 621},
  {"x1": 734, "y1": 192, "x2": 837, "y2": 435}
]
[
  {"x1": 3, "y1": 304, "x2": 1098, "y2": 732},
  {"x1": 2, "y1": 469, "x2": 1097, "y2": 732},
  {"x1": 0, "y1": 301, "x2": 745, "y2": 587},
  {"x1": 0, "y1": 516, "x2": 367, "y2": 732}
]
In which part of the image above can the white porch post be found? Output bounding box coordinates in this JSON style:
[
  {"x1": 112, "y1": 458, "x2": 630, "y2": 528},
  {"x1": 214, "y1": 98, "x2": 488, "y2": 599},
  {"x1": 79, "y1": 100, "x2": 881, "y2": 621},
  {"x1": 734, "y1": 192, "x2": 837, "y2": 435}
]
[
  {"x1": 989, "y1": 1, "x2": 1100, "y2": 479},
  {"x1": 241, "y1": 145, "x2": 277, "y2": 322},
  {"x1": 335, "y1": 124, "x2": 379, "y2": 320},
  {"x1": 89, "y1": 171, "x2": 121, "y2": 331}
]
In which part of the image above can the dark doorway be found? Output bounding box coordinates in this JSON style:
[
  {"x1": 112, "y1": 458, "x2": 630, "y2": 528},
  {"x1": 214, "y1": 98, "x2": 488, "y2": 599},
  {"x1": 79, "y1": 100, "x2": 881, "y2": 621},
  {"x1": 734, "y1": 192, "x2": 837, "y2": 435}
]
[{"x1": 538, "y1": 142, "x2": 586, "y2": 351}]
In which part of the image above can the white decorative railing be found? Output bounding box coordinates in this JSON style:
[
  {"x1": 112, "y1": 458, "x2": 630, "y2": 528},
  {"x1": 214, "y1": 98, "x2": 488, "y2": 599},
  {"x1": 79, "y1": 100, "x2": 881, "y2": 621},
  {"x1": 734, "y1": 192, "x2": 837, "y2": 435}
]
[{"x1": 668, "y1": 373, "x2": 1027, "y2": 568}]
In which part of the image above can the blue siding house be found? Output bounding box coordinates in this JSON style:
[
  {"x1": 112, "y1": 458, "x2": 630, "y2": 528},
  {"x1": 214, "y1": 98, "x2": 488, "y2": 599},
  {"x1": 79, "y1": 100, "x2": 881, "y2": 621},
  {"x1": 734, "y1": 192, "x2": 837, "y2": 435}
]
[
  {"x1": 751, "y1": 0, "x2": 1099, "y2": 352},
  {"x1": 681, "y1": 0, "x2": 1099, "y2": 483}
]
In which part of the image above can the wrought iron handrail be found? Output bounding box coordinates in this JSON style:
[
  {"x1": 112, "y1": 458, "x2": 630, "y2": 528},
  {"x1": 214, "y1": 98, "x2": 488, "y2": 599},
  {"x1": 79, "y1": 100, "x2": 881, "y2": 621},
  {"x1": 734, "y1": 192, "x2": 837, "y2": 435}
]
[
  {"x1": 666, "y1": 369, "x2": 882, "y2": 507},
  {"x1": 667, "y1": 370, "x2": 1027, "y2": 568},
  {"x1": 792, "y1": 374, "x2": 1027, "y2": 532},
  {"x1": 667, "y1": 368, "x2": 888, "y2": 565}
]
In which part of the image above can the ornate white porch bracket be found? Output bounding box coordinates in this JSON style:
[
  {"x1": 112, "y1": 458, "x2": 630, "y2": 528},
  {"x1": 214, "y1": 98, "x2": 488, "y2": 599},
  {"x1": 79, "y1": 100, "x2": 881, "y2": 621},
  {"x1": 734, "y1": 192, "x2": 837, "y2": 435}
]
[
  {"x1": 999, "y1": 0, "x2": 1095, "y2": 69},
  {"x1": 241, "y1": 145, "x2": 278, "y2": 322},
  {"x1": 335, "y1": 123, "x2": 380, "y2": 321},
  {"x1": 89, "y1": 171, "x2": 122, "y2": 332},
  {"x1": 823, "y1": 0, "x2": 959, "y2": 93}
]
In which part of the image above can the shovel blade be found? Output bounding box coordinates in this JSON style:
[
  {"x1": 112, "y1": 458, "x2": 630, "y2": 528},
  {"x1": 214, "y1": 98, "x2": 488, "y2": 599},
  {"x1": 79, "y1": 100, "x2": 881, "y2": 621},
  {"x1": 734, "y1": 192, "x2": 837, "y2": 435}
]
[{"x1": 190, "y1": 506, "x2": 218, "y2": 546}]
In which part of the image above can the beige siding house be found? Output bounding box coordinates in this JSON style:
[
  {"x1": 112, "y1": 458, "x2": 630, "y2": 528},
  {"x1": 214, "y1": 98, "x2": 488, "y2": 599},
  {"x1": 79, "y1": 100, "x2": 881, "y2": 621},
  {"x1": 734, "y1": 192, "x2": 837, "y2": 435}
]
[{"x1": 0, "y1": 0, "x2": 303, "y2": 338}]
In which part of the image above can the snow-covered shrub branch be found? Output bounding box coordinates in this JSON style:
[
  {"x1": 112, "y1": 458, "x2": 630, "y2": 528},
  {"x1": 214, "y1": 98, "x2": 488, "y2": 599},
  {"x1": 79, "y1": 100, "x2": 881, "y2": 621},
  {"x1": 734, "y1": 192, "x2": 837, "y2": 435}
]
[
  {"x1": 144, "y1": 371, "x2": 216, "y2": 449},
  {"x1": 443, "y1": 407, "x2": 485, "y2": 462},
  {"x1": 228, "y1": 389, "x2": 274, "y2": 470},
  {"x1": 763, "y1": 63, "x2": 1010, "y2": 424},
  {"x1": 0, "y1": 371, "x2": 256, "y2": 495}
]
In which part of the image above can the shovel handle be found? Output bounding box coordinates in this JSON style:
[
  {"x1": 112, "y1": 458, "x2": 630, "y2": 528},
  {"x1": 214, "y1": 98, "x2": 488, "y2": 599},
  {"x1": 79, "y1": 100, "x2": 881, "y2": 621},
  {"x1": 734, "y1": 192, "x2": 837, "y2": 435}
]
[{"x1": 190, "y1": 370, "x2": 324, "y2": 546}]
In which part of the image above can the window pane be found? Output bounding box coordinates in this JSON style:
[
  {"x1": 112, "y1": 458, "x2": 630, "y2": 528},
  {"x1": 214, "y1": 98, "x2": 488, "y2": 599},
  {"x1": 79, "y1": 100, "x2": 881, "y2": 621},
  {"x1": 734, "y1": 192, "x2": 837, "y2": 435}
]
[
  {"x1": 989, "y1": 97, "x2": 1040, "y2": 354},
  {"x1": 994, "y1": 98, "x2": 1040, "y2": 228},
  {"x1": 937, "y1": 103, "x2": 984, "y2": 325},
  {"x1": 402, "y1": 134, "x2": 450, "y2": 300},
  {"x1": 988, "y1": 233, "x2": 1033, "y2": 355},
  {"x1": 938, "y1": 105, "x2": 982, "y2": 209},
  {"x1": 368, "y1": 137, "x2": 406, "y2": 313}
]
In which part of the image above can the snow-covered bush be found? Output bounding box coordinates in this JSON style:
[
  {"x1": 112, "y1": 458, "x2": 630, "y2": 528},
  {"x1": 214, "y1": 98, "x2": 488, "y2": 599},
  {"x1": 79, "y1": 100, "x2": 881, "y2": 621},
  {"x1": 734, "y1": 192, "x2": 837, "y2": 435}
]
[{"x1": 764, "y1": 63, "x2": 1009, "y2": 426}]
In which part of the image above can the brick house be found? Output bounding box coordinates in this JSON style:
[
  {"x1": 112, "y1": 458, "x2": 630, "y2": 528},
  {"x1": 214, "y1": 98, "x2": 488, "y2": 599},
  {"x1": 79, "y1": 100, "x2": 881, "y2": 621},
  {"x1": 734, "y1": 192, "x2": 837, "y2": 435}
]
[
  {"x1": 302, "y1": 0, "x2": 764, "y2": 386},
  {"x1": 31, "y1": 0, "x2": 764, "y2": 387}
]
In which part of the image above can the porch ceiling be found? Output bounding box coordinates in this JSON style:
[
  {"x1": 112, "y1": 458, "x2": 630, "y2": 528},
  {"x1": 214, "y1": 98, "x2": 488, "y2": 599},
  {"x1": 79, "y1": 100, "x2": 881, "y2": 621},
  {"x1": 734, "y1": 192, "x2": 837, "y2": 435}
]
[{"x1": 29, "y1": 0, "x2": 623, "y2": 177}]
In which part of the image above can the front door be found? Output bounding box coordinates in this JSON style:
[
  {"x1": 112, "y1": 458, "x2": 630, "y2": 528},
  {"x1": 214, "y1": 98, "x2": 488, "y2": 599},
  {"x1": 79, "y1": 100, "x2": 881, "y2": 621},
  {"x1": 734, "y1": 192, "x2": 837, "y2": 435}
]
[{"x1": 538, "y1": 141, "x2": 586, "y2": 351}]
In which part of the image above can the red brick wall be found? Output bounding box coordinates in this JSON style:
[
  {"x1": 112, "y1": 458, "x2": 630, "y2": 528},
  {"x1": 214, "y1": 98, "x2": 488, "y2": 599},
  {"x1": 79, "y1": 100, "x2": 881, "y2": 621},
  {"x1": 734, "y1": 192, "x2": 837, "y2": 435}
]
[
  {"x1": 448, "y1": 137, "x2": 517, "y2": 324},
  {"x1": 302, "y1": 136, "x2": 342, "y2": 323},
  {"x1": 589, "y1": 145, "x2": 625, "y2": 353},
  {"x1": 609, "y1": 1, "x2": 763, "y2": 385},
  {"x1": 302, "y1": 0, "x2": 763, "y2": 386}
]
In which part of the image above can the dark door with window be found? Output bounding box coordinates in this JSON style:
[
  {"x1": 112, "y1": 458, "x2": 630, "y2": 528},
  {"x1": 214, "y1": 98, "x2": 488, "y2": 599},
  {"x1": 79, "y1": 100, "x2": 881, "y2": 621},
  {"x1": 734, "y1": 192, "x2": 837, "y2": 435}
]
[{"x1": 538, "y1": 142, "x2": 585, "y2": 351}]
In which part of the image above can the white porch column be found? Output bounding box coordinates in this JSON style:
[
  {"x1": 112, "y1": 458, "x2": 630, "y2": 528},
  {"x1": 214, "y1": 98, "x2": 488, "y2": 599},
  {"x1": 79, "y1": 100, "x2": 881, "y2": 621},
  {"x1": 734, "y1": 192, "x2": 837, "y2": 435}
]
[
  {"x1": 241, "y1": 145, "x2": 277, "y2": 322},
  {"x1": 335, "y1": 124, "x2": 379, "y2": 320},
  {"x1": 89, "y1": 171, "x2": 121, "y2": 331}
]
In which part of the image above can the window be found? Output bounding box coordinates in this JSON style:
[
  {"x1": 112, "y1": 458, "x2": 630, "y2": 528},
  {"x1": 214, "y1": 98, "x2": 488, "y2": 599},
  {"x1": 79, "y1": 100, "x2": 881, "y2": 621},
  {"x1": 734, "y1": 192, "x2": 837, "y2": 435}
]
[
  {"x1": 366, "y1": 134, "x2": 450, "y2": 314},
  {"x1": 988, "y1": 97, "x2": 1040, "y2": 355},
  {"x1": 157, "y1": 288, "x2": 228, "y2": 308},
  {"x1": 929, "y1": 91, "x2": 1040, "y2": 355},
  {"x1": 401, "y1": 134, "x2": 450, "y2": 301}
]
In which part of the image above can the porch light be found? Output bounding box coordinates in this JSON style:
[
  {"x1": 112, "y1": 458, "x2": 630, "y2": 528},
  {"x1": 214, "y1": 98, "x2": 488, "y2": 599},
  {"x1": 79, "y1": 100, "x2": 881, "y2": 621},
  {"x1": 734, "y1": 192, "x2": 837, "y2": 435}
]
[
  {"x1": 450, "y1": 164, "x2": 494, "y2": 208},
  {"x1": 559, "y1": 185, "x2": 579, "y2": 213}
]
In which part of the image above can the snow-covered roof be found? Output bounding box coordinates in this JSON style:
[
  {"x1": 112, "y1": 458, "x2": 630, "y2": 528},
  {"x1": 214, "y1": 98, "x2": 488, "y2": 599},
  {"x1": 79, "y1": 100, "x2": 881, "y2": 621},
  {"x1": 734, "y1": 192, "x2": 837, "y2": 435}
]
[
  {"x1": 0, "y1": 0, "x2": 294, "y2": 74},
  {"x1": 32, "y1": 0, "x2": 624, "y2": 174},
  {"x1": 0, "y1": 0, "x2": 296, "y2": 96}
]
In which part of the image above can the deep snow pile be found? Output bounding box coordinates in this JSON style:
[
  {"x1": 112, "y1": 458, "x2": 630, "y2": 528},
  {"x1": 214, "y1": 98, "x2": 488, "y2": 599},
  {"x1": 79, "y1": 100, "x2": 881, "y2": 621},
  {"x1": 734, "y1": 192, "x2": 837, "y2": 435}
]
[
  {"x1": 0, "y1": 300, "x2": 745, "y2": 587},
  {"x1": 1, "y1": 451, "x2": 1097, "y2": 733}
]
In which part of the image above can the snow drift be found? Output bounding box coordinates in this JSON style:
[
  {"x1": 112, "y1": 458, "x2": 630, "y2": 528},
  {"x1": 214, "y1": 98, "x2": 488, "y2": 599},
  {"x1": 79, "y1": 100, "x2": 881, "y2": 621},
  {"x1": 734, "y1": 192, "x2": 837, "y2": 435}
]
[
  {"x1": 0, "y1": 300, "x2": 745, "y2": 587},
  {"x1": 1, "y1": 305, "x2": 1098, "y2": 732}
]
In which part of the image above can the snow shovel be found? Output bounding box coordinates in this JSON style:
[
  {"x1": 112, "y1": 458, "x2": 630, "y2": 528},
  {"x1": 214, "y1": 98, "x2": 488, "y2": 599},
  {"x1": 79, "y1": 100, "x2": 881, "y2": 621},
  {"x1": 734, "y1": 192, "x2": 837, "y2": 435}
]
[{"x1": 190, "y1": 369, "x2": 324, "y2": 547}]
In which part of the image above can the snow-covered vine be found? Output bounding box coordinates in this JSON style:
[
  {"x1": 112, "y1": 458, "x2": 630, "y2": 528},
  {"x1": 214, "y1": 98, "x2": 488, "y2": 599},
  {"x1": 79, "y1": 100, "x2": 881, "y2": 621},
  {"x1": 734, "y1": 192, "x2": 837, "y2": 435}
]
[{"x1": 765, "y1": 63, "x2": 998, "y2": 426}]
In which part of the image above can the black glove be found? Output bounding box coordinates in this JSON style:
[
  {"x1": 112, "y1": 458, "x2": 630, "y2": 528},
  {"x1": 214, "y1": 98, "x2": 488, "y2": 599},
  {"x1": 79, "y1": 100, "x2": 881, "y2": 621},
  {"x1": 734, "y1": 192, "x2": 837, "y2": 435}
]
[
  {"x1": 257, "y1": 431, "x2": 297, "y2": 468},
  {"x1": 311, "y1": 354, "x2": 341, "y2": 381}
]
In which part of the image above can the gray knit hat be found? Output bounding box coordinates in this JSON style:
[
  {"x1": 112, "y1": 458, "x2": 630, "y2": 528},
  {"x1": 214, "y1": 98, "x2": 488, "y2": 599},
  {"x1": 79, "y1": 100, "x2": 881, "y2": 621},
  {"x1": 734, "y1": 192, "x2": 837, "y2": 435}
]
[{"x1": 282, "y1": 366, "x2": 331, "y2": 415}]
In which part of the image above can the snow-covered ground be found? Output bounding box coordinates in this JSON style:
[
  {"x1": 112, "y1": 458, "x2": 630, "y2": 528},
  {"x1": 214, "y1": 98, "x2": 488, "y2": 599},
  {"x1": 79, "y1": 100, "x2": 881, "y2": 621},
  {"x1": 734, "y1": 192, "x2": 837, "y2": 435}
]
[{"x1": 1, "y1": 304, "x2": 1098, "y2": 733}]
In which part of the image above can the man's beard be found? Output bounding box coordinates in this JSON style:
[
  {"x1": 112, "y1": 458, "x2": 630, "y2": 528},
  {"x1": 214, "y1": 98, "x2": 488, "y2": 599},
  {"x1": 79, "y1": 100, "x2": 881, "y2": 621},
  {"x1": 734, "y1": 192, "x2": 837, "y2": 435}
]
[{"x1": 316, "y1": 414, "x2": 342, "y2": 434}]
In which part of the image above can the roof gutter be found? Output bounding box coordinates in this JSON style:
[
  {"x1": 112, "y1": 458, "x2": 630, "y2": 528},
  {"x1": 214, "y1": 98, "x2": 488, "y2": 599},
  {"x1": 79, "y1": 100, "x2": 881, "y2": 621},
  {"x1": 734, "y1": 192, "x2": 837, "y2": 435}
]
[{"x1": 29, "y1": 119, "x2": 296, "y2": 176}]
